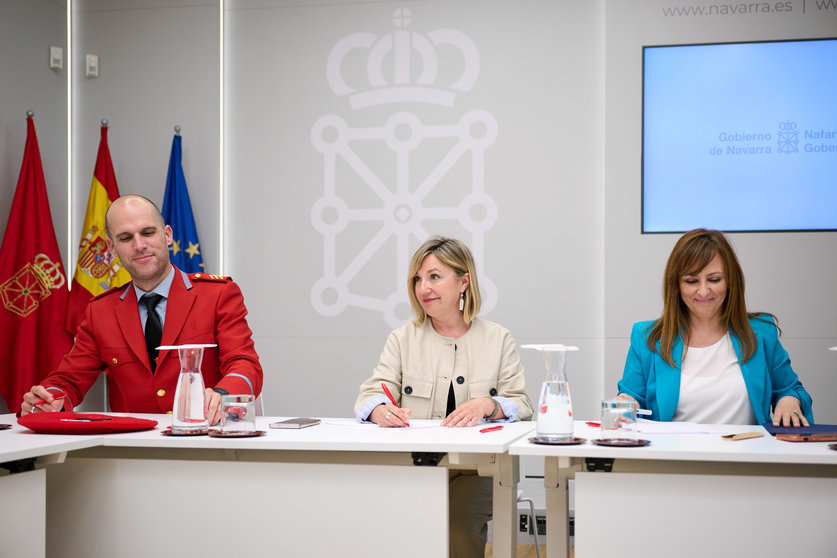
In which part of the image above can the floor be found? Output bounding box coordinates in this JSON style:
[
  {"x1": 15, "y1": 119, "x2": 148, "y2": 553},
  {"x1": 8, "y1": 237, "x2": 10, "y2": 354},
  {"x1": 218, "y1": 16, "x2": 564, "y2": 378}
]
[{"x1": 484, "y1": 544, "x2": 559, "y2": 558}]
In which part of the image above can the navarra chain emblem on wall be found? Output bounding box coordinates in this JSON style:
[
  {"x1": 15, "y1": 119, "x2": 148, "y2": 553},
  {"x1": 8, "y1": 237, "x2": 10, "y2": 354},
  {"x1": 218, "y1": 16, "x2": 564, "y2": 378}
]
[{"x1": 310, "y1": 8, "x2": 499, "y2": 328}]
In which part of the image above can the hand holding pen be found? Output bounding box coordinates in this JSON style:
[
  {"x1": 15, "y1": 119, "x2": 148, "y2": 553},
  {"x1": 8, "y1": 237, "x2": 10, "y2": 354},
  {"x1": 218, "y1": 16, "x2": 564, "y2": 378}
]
[
  {"x1": 376, "y1": 383, "x2": 411, "y2": 427},
  {"x1": 21, "y1": 387, "x2": 66, "y2": 415}
]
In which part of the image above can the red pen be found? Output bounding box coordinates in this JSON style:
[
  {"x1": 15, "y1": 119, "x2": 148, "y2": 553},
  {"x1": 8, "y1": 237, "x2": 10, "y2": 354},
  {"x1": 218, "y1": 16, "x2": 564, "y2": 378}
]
[
  {"x1": 480, "y1": 425, "x2": 504, "y2": 433},
  {"x1": 32, "y1": 393, "x2": 66, "y2": 407},
  {"x1": 586, "y1": 421, "x2": 601, "y2": 428},
  {"x1": 381, "y1": 383, "x2": 410, "y2": 427}
]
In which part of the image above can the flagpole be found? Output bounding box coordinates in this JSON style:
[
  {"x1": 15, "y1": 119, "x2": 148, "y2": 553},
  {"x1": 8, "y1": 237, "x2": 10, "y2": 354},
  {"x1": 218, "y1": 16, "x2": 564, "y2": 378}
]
[
  {"x1": 66, "y1": 0, "x2": 72, "y2": 276},
  {"x1": 219, "y1": 0, "x2": 225, "y2": 275}
]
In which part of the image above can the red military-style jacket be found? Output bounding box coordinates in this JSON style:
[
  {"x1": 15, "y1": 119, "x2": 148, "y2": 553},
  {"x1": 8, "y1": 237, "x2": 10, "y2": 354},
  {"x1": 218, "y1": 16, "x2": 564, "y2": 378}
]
[{"x1": 43, "y1": 267, "x2": 263, "y2": 413}]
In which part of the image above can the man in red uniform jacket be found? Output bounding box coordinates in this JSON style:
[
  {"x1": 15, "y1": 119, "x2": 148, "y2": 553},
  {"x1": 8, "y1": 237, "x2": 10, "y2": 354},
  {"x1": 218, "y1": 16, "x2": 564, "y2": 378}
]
[{"x1": 20, "y1": 195, "x2": 262, "y2": 424}]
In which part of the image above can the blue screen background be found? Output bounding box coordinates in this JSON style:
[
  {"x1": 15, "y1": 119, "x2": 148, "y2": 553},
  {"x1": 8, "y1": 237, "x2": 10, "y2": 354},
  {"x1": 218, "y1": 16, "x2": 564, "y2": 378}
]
[{"x1": 643, "y1": 39, "x2": 837, "y2": 233}]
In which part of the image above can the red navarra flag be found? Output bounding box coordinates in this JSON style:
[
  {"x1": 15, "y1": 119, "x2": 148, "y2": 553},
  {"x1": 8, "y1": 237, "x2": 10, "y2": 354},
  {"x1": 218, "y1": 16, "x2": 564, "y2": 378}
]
[
  {"x1": 0, "y1": 116, "x2": 73, "y2": 413},
  {"x1": 65, "y1": 125, "x2": 131, "y2": 336}
]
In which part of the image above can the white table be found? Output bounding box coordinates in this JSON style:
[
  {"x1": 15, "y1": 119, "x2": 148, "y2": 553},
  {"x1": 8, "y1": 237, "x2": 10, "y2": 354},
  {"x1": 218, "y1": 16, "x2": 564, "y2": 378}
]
[
  {"x1": 510, "y1": 421, "x2": 837, "y2": 558},
  {"x1": 1, "y1": 414, "x2": 535, "y2": 558},
  {"x1": 0, "y1": 420, "x2": 101, "y2": 558}
]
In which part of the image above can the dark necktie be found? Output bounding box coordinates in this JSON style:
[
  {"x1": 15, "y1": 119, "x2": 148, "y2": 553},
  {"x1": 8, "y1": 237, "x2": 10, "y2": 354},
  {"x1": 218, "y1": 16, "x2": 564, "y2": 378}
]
[{"x1": 141, "y1": 294, "x2": 163, "y2": 372}]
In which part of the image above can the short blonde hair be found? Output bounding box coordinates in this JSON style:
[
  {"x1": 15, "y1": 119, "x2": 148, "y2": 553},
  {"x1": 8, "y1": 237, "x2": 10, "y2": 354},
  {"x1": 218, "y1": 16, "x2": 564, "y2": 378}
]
[{"x1": 407, "y1": 236, "x2": 481, "y2": 324}]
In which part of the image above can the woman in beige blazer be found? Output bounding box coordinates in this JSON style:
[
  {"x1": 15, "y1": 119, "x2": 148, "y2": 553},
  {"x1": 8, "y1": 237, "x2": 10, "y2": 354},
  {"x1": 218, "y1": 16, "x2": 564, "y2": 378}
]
[{"x1": 354, "y1": 235, "x2": 533, "y2": 558}]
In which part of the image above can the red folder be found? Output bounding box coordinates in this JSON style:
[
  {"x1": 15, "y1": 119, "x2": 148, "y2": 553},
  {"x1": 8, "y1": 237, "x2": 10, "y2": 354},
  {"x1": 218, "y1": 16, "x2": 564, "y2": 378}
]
[{"x1": 18, "y1": 412, "x2": 157, "y2": 434}]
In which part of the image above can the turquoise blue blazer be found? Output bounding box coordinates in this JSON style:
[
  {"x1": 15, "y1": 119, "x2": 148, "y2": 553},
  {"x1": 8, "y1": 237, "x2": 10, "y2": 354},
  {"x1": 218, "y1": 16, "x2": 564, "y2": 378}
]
[{"x1": 617, "y1": 316, "x2": 813, "y2": 424}]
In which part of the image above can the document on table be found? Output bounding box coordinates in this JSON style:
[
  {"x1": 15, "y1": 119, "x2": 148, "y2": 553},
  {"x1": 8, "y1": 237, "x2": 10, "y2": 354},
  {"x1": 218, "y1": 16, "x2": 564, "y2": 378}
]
[
  {"x1": 636, "y1": 419, "x2": 727, "y2": 434},
  {"x1": 325, "y1": 421, "x2": 443, "y2": 429}
]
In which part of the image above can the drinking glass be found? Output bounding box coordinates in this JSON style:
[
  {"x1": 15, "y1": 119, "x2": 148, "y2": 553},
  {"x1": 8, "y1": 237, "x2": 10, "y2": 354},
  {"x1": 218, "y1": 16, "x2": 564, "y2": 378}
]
[
  {"x1": 601, "y1": 399, "x2": 638, "y2": 440},
  {"x1": 220, "y1": 395, "x2": 256, "y2": 434}
]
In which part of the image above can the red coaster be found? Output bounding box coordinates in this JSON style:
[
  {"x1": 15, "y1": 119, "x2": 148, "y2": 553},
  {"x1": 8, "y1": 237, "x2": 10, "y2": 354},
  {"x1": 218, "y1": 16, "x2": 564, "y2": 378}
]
[
  {"x1": 528, "y1": 436, "x2": 586, "y2": 445},
  {"x1": 590, "y1": 438, "x2": 650, "y2": 447}
]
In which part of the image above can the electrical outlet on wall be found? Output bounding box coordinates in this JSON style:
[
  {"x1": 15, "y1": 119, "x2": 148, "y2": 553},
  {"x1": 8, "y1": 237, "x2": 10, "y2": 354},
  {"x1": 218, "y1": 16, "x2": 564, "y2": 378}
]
[{"x1": 49, "y1": 46, "x2": 63, "y2": 70}]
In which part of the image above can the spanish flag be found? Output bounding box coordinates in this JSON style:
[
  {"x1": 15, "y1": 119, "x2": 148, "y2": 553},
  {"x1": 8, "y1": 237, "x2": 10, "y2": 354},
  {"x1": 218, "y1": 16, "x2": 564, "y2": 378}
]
[
  {"x1": 0, "y1": 115, "x2": 73, "y2": 413},
  {"x1": 65, "y1": 124, "x2": 131, "y2": 336}
]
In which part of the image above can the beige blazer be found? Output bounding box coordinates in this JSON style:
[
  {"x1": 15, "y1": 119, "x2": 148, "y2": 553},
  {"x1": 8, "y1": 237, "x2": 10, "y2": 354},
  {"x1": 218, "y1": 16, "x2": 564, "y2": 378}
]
[{"x1": 355, "y1": 318, "x2": 533, "y2": 421}]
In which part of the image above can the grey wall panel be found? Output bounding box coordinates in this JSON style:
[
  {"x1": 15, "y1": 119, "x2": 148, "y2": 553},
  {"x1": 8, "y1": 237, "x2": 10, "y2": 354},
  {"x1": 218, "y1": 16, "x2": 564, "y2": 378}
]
[
  {"x1": 0, "y1": 0, "x2": 68, "y2": 264},
  {"x1": 72, "y1": 0, "x2": 220, "y2": 272}
]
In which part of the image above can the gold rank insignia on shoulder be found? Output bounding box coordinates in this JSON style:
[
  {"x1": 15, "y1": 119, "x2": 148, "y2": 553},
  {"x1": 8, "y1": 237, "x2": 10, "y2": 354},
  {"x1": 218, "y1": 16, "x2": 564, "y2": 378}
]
[
  {"x1": 189, "y1": 273, "x2": 231, "y2": 282},
  {"x1": 92, "y1": 283, "x2": 129, "y2": 300}
]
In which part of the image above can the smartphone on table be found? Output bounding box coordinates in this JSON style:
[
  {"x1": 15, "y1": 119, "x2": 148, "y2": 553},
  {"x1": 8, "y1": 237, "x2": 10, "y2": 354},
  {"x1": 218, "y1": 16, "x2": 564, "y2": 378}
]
[
  {"x1": 269, "y1": 418, "x2": 321, "y2": 429},
  {"x1": 776, "y1": 432, "x2": 837, "y2": 442}
]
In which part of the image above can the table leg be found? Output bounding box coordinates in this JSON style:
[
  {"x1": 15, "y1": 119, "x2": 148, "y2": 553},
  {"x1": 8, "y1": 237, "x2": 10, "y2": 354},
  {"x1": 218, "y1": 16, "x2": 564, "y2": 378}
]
[
  {"x1": 478, "y1": 452, "x2": 519, "y2": 558},
  {"x1": 545, "y1": 456, "x2": 573, "y2": 558}
]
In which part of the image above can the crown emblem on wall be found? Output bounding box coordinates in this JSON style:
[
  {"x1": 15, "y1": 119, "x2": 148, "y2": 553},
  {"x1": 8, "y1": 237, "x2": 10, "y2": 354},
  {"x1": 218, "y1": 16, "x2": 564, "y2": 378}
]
[{"x1": 326, "y1": 8, "x2": 480, "y2": 109}]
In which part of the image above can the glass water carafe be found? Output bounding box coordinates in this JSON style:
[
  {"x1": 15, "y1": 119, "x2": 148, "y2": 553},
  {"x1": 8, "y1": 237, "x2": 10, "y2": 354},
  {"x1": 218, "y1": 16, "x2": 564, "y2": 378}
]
[
  {"x1": 522, "y1": 344, "x2": 579, "y2": 440},
  {"x1": 169, "y1": 344, "x2": 213, "y2": 434}
]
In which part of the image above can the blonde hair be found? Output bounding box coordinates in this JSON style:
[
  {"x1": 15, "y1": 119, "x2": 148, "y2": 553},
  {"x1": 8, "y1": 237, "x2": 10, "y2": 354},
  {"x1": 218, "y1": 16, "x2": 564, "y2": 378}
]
[{"x1": 407, "y1": 236, "x2": 481, "y2": 324}]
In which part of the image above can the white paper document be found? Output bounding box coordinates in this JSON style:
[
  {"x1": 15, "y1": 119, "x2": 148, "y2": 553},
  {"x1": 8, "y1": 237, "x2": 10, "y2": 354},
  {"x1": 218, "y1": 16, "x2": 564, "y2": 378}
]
[
  {"x1": 636, "y1": 419, "x2": 727, "y2": 434},
  {"x1": 325, "y1": 420, "x2": 442, "y2": 429}
]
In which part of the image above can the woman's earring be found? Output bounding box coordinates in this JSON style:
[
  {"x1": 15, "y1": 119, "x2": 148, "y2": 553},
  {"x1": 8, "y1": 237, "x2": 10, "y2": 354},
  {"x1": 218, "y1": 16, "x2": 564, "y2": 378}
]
[{"x1": 459, "y1": 292, "x2": 465, "y2": 311}]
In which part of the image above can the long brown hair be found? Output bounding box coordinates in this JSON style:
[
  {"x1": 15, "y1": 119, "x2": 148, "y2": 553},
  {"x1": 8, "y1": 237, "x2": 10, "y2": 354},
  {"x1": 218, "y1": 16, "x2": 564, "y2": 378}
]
[{"x1": 647, "y1": 228, "x2": 776, "y2": 366}]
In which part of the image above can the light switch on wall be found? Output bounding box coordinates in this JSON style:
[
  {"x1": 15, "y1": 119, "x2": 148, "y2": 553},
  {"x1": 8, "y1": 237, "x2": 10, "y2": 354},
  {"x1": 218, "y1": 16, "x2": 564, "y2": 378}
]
[
  {"x1": 86, "y1": 54, "x2": 99, "y2": 77},
  {"x1": 49, "y1": 46, "x2": 63, "y2": 70}
]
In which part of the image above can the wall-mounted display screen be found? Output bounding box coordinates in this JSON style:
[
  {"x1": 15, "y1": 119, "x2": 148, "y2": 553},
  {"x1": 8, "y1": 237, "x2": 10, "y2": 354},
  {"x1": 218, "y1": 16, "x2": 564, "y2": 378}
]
[{"x1": 642, "y1": 38, "x2": 837, "y2": 233}]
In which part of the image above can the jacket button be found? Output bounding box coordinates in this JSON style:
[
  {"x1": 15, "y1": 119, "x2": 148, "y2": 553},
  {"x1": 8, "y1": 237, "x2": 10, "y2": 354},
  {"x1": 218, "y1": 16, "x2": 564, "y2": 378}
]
[
  {"x1": 112, "y1": 357, "x2": 118, "y2": 365},
  {"x1": 456, "y1": 376, "x2": 465, "y2": 385},
  {"x1": 157, "y1": 389, "x2": 166, "y2": 397},
  {"x1": 404, "y1": 386, "x2": 413, "y2": 395},
  {"x1": 490, "y1": 388, "x2": 498, "y2": 396}
]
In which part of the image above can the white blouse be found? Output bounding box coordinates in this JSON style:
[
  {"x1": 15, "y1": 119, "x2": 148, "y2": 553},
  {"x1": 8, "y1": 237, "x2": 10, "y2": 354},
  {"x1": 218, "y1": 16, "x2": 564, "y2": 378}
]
[{"x1": 673, "y1": 333, "x2": 756, "y2": 425}]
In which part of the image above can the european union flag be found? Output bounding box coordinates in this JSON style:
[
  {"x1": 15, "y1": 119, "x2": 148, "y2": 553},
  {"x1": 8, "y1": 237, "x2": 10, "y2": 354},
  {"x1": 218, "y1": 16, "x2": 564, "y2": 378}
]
[{"x1": 162, "y1": 133, "x2": 204, "y2": 273}]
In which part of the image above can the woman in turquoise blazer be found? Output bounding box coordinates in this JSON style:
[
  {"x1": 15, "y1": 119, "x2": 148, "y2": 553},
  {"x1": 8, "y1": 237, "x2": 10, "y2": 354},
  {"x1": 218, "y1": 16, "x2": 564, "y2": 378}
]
[
  {"x1": 617, "y1": 229, "x2": 813, "y2": 426},
  {"x1": 619, "y1": 316, "x2": 813, "y2": 424}
]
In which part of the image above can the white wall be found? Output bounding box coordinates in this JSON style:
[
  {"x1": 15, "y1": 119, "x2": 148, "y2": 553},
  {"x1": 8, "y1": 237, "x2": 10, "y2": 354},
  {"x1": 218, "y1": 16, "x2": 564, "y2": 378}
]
[{"x1": 1, "y1": 0, "x2": 834, "y2": 425}]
